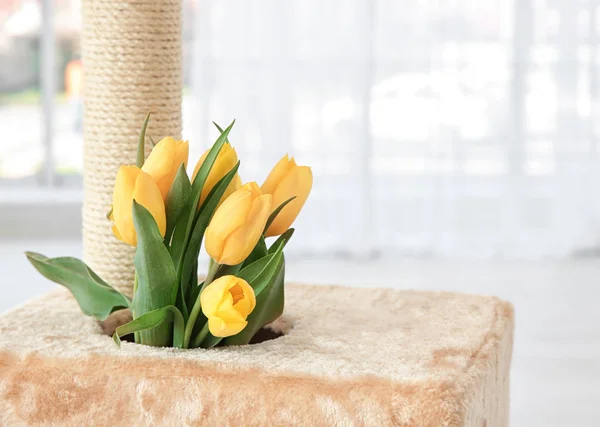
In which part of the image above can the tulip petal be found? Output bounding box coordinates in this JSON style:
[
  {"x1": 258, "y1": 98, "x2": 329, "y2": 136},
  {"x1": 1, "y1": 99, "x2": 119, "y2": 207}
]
[
  {"x1": 176, "y1": 140, "x2": 189, "y2": 169},
  {"x1": 143, "y1": 137, "x2": 174, "y2": 177},
  {"x1": 200, "y1": 275, "x2": 236, "y2": 318},
  {"x1": 208, "y1": 316, "x2": 248, "y2": 338},
  {"x1": 111, "y1": 224, "x2": 124, "y2": 243},
  {"x1": 228, "y1": 282, "x2": 244, "y2": 305},
  {"x1": 261, "y1": 154, "x2": 294, "y2": 195},
  {"x1": 207, "y1": 316, "x2": 227, "y2": 337},
  {"x1": 220, "y1": 193, "x2": 272, "y2": 265},
  {"x1": 205, "y1": 184, "x2": 255, "y2": 263},
  {"x1": 143, "y1": 137, "x2": 189, "y2": 200},
  {"x1": 216, "y1": 306, "x2": 246, "y2": 323},
  {"x1": 132, "y1": 171, "x2": 167, "y2": 239},
  {"x1": 219, "y1": 173, "x2": 242, "y2": 206},
  {"x1": 114, "y1": 166, "x2": 140, "y2": 214},
  {"x1": 191, "y1": 150, "x2": 208, "y2": 183},
  {"x1": 233, "y1": 279, "x2": 256, "y2": 317},
  {"x1": 112, "y1": 166, "x2": 142, "y2": 246},
  {"x1": 193, "y1": 143, "x2": 239, "y2": 205},
  {"x1": 266, "y1": 166, "x2": 312, "y2": 237}
]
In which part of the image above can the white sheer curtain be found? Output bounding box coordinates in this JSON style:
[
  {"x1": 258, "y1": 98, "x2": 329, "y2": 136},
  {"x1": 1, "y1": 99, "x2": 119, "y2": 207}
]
[{"x1": 186, "y1": 0, "x2": 600, "y2": 258}]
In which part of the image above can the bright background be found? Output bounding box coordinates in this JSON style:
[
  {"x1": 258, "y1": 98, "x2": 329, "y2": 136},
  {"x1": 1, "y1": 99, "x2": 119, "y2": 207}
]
[{"x1": 1, "y1": 1, "x2": 599, "y2": 425}]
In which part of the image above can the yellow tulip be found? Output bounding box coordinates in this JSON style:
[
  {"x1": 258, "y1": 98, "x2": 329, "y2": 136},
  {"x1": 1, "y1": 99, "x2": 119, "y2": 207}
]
[
  {"x1": 205, "y1": 182, "x2": 272, "y2": 265},
  {"x1": 261, "y1": 155, "x2": 312, "y2": 237},
  {"x1": 218, "y1": 173, "x2": 242, "y2": 206},
  {"x1": 192, "y1": 142, "x2": 240, "y2": 206},
  {"x1": 110, "y1": 165, "x2": 166, "y2": 246},
  {"x1": 141, "y1": 137, "x2": 189, "y2": 200},
  {"x1": 200, "y1": 275, "x2": 256, "y2": 337}
]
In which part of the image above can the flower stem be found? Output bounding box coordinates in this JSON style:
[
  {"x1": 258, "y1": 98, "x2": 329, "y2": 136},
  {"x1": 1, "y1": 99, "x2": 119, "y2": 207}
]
[
  {"x1": 191, "y1": 322, "x2": 210, "y2": 348},
  {"x1": 133, "y1": 271, "x2": 139, "y2": 295},
  {"x1": 183, "y1": 261, "x2": 220, "y2": 348},
  {"x1": 202, "y1": 260, "x2": 219, "y2": 291},
  {"x1": 133, "y1": 271, "x2": 140, "y2": 344}
]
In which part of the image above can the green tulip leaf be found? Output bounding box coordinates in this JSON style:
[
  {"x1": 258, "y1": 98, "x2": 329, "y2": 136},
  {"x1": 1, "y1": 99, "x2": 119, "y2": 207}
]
[
  {"x1": 263, "y1": 196, "x2": 296, "y2": 234},
  {"x1": 165, "y1": 164, "x2": 192, "y2": 243},
  {"x1": 132, "y1": 201, "x2": 178, "y2": 347},
  {"x1": 182, "y1": 261, "x2": 200, "y2": 322},
  {"x1": 25, "y1": 252, "x2": 131, "y2": 321},
  {"x1": 113, "y1": 305, "x2": 184, "y2": 348},
  {"x1": 258, "y1": 257, "x2": 286, "y2": 326},
  {"x1": 136, "y1": 112, "x2": 151, "y2": 168},
  {"x1": 268, "y1": 228, "x2": 295, "y2": 255},
  {"x1": 198, "y1": 332, "x2": 222, "y2": 349},
  {"x1": 212, "y1": 121, "x2": 230, "y2": 143},
  {"x1": 171, "y1": 221, "x2": 190, "y2": 320},
  {"x1": 213, "y1": 263, "x2": 242, "y2": 280},
  {"x1": 169, "y1": 217, "x2": 187, "y2": 265},
  {"x1": 176, "y1": 289, "x2": 189, "y2": 322},
  {"x1": 189, "y1": 321, "x2": 221, "y2": 349},
  {"x1": 236, "y1": 242, "x2": 284, "y2": 297},
  {"x1": 171, "y1": 120, "x2": 235, "y2": 270},
  {"x1": 223, "y1": 255, "x2": 285, "y2": 346},
  {"x1": 186, "y1": 279, "x2": 203, "y2": 312},
  {"x1": 243, "y1": 236, "x2": 268, "y2": 266},
  {"x1": 196, "y1": 161, "x2": 240, "y2": 214},
  {"x1": 180, "y1": 162, "x2": 240, "y2": 300}
]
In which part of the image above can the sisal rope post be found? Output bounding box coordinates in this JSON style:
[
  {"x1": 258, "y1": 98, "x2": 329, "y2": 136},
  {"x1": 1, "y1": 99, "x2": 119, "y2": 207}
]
[{"x1": 82, "y1": 0, "x2": 182, "y2": 294}]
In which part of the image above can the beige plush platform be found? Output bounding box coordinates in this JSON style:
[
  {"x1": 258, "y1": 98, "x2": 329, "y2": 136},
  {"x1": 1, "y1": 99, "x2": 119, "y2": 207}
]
[{"x1": 0, "y1": 284, "x2": 513, "y2": 426}]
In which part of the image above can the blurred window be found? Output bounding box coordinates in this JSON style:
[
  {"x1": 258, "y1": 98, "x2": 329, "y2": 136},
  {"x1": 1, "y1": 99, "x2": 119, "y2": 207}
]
[
  {"x1": 0, "y1": 0, "x2": 196, "y2": 188},
  {"x1": 3, "y1": 0, "x2": 600, "y2": 257},
  {"x1": 189, "y1": 0, "x2": 600, "y2": 257},
  {"x1": 0, "y1": 0, "x2": 44, "y2": 184}
]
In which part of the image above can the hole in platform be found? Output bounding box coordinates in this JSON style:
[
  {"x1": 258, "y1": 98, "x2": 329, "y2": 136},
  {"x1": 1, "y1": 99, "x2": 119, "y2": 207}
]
[
  {"x1": 120, "y1": 333, "x2": 135, "y2": 343},
  {"x1": 249, "y1": 327, "x2": 285, "y2": 344},
  {"x1": 100, "y1": 309, "x2": 289, "y2": 347}
]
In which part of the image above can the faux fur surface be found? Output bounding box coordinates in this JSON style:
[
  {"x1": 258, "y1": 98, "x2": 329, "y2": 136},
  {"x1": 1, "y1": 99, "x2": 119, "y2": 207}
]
[{"x1": 0, "y1": 284, "x2": 514, "y2": 426}]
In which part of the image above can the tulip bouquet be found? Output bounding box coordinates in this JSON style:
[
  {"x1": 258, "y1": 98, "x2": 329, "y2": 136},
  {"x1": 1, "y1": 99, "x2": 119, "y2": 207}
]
[{"x1": 26, "y1": 116, "x2": 312, "y2": 349}]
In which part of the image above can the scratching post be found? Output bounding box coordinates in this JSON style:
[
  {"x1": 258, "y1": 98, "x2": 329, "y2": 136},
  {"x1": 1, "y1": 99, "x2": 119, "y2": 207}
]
[{"x1": 81, "y1": 0, "x2": 182, "y2": 294}]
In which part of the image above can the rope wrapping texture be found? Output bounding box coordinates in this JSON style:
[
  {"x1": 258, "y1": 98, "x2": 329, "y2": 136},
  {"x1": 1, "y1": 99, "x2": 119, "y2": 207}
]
[{"x1": 82, "y1": 0, "x2": 182, "y2": 294}]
